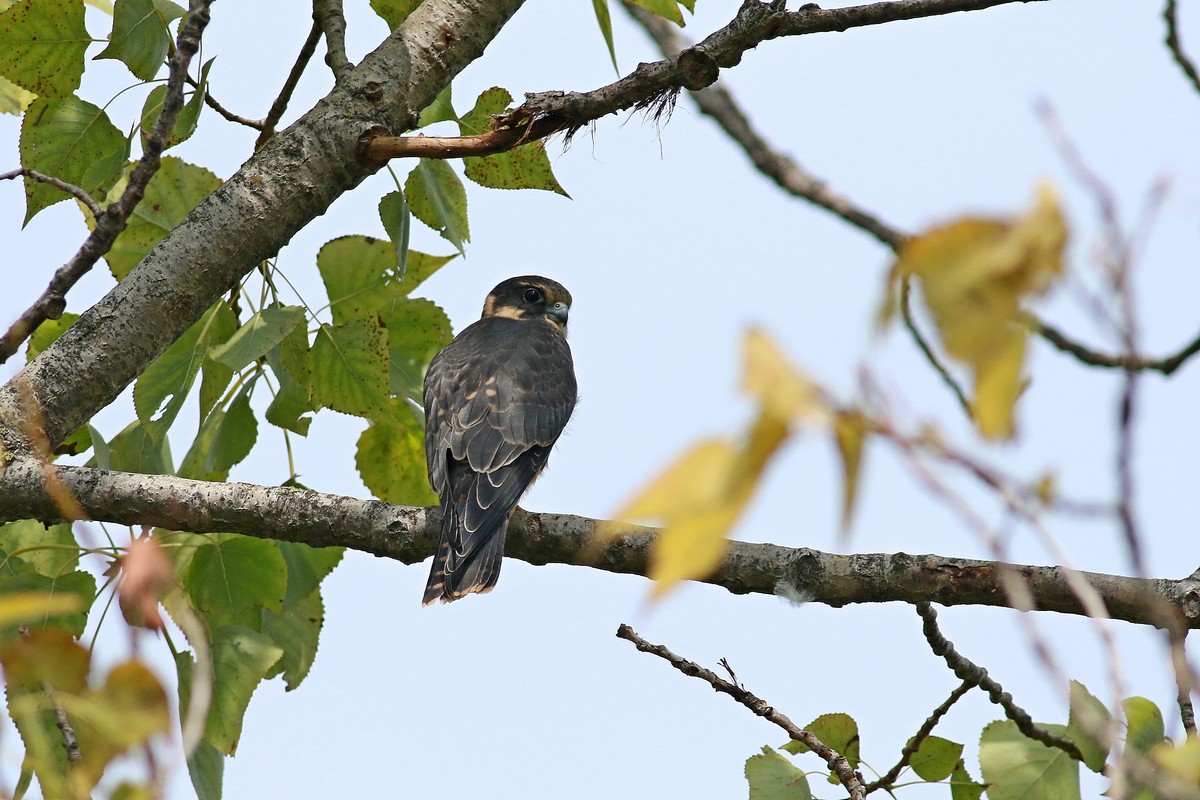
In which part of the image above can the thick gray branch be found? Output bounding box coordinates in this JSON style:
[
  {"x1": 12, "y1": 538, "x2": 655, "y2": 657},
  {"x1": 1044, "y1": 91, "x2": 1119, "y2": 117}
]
[
  {"x1": 0, "y1": 0, "x2": 527, "y2": 452},
  {"x1": 2, "y1": 460, "x2": 1197, "y2": 629}
]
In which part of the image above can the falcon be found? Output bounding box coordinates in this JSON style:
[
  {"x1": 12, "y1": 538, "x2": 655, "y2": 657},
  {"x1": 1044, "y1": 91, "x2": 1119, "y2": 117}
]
[{"x1": 421, "y1": 276, "x2": 577, "y2": 604}]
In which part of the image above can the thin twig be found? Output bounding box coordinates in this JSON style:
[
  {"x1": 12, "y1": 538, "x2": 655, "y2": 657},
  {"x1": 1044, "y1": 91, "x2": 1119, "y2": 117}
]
[
  {"x1": 186, "y1": 74, "x2": 265, "y2": 130},
  {"x1": 865, "y1": 679, "x2": 972, "y2": 793},
  {"x1": 0, "y1": 169, "x2": 102, "y2": 219},
  {"x1": 1171, "y1": 629, "x2": 1197, "y2": 735},
  {"x1": 313, "y1": 0, "x2": 352, "y2": 83},
  {"x1": 915, "y1": 602, "x2": 1084, "y2": 761},
  {"x1": 1164, "y1": 0, "x2": 1200, "y2": 97},
  {"x1": 1033, "y1": 319, "x2": 1200, "y2": 376},
  {"x1": 49, "y1": 688, "x2": 81, "y2": 764},
  {"x1": 0, "y1": 0, "x2": 215, "y2": 364},
  {"x1": 899, "y1": 279, "x2": 972, "y2": 419},
  {"x1": 255, "y1": 17, "x2": 324, "y2": 149},
  {"x1": 616, "y1": 624, "x2": 866, "y2": 800}
]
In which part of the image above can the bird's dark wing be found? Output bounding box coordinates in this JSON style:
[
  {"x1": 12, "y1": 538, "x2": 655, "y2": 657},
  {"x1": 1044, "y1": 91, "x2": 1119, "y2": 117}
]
[{"x1": 422, "y1": 316, "x2": 576, "y2": 602}]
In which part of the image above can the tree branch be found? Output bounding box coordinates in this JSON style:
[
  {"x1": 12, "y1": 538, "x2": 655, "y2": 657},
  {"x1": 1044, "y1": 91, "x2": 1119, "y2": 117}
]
[
  {"x1": 364, "y1": 0, "x2": 1043, "y2": 164},
  {"x1": 1, "y1": 460, "x2": 1199, "y2": 629},
  {"x1": 1033, "y1": 318, "x2": 1200, "y2": 376},
  {"x1": 0, "y1": 0, "x2": 530, "y2": 451},
  {"x1": 0, "y1": 0, "x2": 215, "y2": 366},
  {"x1": 865, "y1": 679, "x2": 972, "y2": 793},
  {"x1": 624, "y1": 0, "x2": 1200, "y2": 390},
  {"x1": 314, "y1": 0, "x2": 353, "y2": 83},
  {"x1": 1164, "y1": 0, "x2": 1200, "y2": 98},
  {"x1": 915, "y1": 601, "x2": 1085, "y2": 760},
  {"x1": 255, "y1": 17, "x2": 324, "y2": 148},
  {"x1": 616, "y1": 624, "x2": 865, "y2": 800},
  {"x1": 0, "y1": 169, "x2": 102, "y2": 219}
]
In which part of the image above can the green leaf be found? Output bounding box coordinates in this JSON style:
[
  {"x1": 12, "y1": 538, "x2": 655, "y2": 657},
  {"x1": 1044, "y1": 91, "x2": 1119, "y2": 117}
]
[
  {"x1": 979, "y1": 720, "x2": 1080, "y2": 800},
  {"x1": 0, "y1": 521, "x2": 80, "y2": 578},
  {"x1": 401, "y1": 250, "x2": 456, "y2": 295},
  {"x1": 1065, "y1": 680, "x2": 1111, "y2": 773},
  {"x1": 0, "y1": 568, "x2": 95, "y2": 637},
  {"x1": 0, "y1": 0, "x2": 88, "y2": 97},
  {"x1": 317, "y1": 235, "x2": 402, "y2": 325},
  {"x1": 1123, "y1": 696, "x2": 1165, "y2": 755},
  {"x1": 459, "y1": 88, "x2": 569, "y2": 196},
  {"x1": 185, "y1": 739, "x2": 224, "y2": 800},
  {"x1": 105, "y1": 156, "x2": 221, "y2": 279},
  {"x1": 949, "y1": 760, "x2": 985, "y2": 800},
  {"x1": 197, "y1": 300, "x2": 238, "y2": 422},
  {"x1": 184, "y1": 537, "x2": 286, "y2": 630},
  {"x1": 416, "y1": 83, "x2": 455, "y2": 127},
  {"x1": 26, "y1": 312, "x2": 79, "y2": 363},
  {"x1": 781, "y1": 713, "x2": 861, "y2": 770},
  {"x1": 106, "y1": 418, "x2": 173, "y2": 474},
  {"x1": 0, "y1": 74, "x2": 36, "y2": 115},
  {"x1": 2, "y1": 628, "x2": 89, "y2": 797},
  {"x1": 19, "y1": 95, "x2": 128, "y2": 224},
  {"x1": 134, "y1": 300, "x2": 232, "y2": 429},
  {"x1": 627, "y1": 0, "x2": 684, "y2": 25},
  {"x1": 369, "y1": 0, "x2": 420, "y2": 30},
  {"x1": 405, "y1": 158, "x2": 469, "y2": 252},
  {"x1": 261, "y1": 589, "x2": 323, "y2": 691},
  {"x1": 209, "y1": 305, "x2": 305, "y2": 372},
  {"x1": 309, "y1": 319, "x2": 390, "y2": 419},
  {"x1": 138, "y1": 56, "x2": 211, "y2": 149},
  {"x1": 204, "y1": 625, "x2": 282, "y2": 755},
  {"x1": 591, "y1": 0, "x2": 619, "y2": 74},
  {"x1": 745, "y1": 746, "x2": 812, "y2": 800},
  {"x1": 178, "y1": 382, "x2": 258, "y2": 482},
  {"x1": 356, "y1": 401, "x2": 436, "y2": 505},
  {"x1": 276, "y1": 541, "x2": 343, "y2": 605},
  {"x1": 380, "y1": 296, "x2": 451, "y2": 402},
  {"x1": 94, "y1": 0, "x2": 171, "y2": 80},
  {"x1": 378, "y1": 189, "x2": 410, "y2": 278},
  {"x1": 265, "y1": 320, "x2": 313, "y2": 436},
  {"x1": 908, "y1": 735, "x2": 963, "y2": 782}
]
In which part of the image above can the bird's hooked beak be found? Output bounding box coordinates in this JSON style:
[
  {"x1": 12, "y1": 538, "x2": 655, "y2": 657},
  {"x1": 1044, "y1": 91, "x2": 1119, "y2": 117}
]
[{"x1": 546, "y1": 302, "x2": 569, "y2": 324}]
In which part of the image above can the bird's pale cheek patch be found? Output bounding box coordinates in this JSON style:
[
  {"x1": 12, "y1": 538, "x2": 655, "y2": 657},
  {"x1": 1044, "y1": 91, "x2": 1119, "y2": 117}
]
[{"x1": 487, "y1": 305, "x2": 526, "y2": 320}]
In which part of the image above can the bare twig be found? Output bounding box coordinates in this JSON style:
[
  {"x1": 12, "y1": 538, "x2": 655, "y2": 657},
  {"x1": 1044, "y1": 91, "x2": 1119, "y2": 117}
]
[
  {"x1": 187, "y1": 74, "x2": 265, "y2": 130},
  {"x1": 314, "y1": 0, "x2": 352, "y2": 83},
  {"x1": 364, "y1": 0, "x2": 1043, "y2": 164},
  {"x1": 616, "y1": 624, "x2": 866, "y2": 800},
  {"x1": 49, "y1": 689, "x2": 81, "y2": 764},
  {"x1": 1170, "y1": 629, "x2": 1197, "y2": 735},
  {"x1": 255, "y1": 17, "x2": 324, "y2": 148},
  {"x1": 915, "y1": 602, "x2": 1084, "y2": 761},
  {"x1": 899, "y1": 279, "x2": 972, "y2": 419},
  {"x1": 0, "y1": 0, "x2": 215, "y2": 364},
  {"x1": 0, "y1": 169, "x2": 102, "y2": 219},
  {"x1": 865, "y1": 679, "x2": 972, "y2": 793},
  {"x1": 624, "y1": 2, "x2": 905, "y2": 250},
  {"x1": 1033, "y1": 319, "x2": 1200, "y2": 375},
  {"x1": 1164, "y1": 0, "x2": 1200, "y2": 98}
]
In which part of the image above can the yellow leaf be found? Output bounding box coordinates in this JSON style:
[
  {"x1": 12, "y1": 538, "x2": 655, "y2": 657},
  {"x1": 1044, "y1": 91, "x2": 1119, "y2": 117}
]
[
  {"x1": 743, "y1": 328, "x2": 826, "y2": 424},
  {"x1": 890, "y1": 184, "x2": 1067, "y2": 440},
  {"x1": 1153, "y1": 736, "x2": 1200, "y2": 783},
  {"x1": 648, "y1": 502, "x2": 740, "y2": 597},
  {"x1": 0, "y1": 591, "x2": 82, "y2": 628},
  {"x1": 972, "y1": 329, "x2": 1027, "y2": 439},
  {"x1": 833, "y1": 411, "x2": 868, "y2": 534}
]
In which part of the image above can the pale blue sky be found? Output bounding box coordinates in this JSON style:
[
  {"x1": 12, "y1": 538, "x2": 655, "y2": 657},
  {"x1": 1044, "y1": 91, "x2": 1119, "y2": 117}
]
[{"x1": 3, "y1": 1, "x2": 1200, "y2": 797}]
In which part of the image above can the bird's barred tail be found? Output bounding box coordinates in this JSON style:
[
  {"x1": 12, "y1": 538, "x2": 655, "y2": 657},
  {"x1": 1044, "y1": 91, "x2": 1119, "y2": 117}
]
[{"x1": 421, "y1": 510, "x2": 507, "y2": 605}]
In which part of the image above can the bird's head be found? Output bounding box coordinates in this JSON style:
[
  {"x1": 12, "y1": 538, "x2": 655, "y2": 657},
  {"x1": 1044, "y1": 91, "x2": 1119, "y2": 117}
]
[{"x1": 482, "y1": 276, "x2": 572, "y2": 330}]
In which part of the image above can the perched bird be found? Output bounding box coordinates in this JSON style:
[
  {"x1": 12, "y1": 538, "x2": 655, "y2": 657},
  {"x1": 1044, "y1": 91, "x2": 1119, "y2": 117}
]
[{"x1": 421, "y1": 276, "x2": 577, "y2": 604}]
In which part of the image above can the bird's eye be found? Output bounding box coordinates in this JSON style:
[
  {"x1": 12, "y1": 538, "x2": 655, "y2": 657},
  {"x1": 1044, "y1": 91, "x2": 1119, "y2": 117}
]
[{"x1": 523, "y1": 287, "x2": 544, "y2": 303}]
